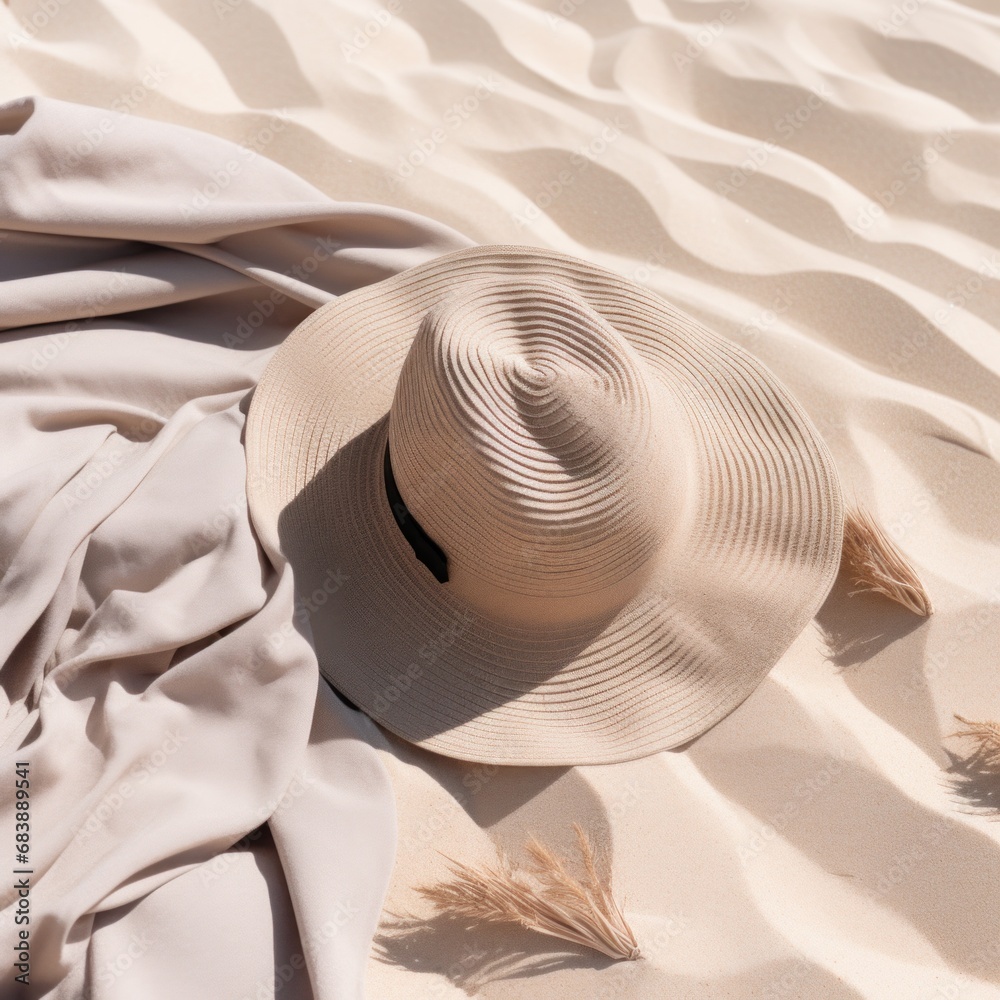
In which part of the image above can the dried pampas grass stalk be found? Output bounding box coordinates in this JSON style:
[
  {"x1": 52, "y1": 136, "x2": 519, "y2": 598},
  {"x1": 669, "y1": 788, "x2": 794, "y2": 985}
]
[
  {"x1": 417, "y1": 824, "x2": 640, "y2": 962},
  {"x1": 950, "y1": 715, "x2": 1000, "y2": 770},
  {"x1": 841, "y1": 505, "x2": 933, "y2": 616}
]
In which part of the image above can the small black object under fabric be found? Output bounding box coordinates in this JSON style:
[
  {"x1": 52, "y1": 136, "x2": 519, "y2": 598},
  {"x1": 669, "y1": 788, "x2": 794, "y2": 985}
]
[{"x1": 383, "y1": 441, "x2": 450, "y2": 583}]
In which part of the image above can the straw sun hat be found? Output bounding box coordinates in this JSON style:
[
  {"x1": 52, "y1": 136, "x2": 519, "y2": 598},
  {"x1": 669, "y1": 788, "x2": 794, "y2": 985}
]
[{"x1": 245, "y1": 244, "x2": 844, "y2": 766}]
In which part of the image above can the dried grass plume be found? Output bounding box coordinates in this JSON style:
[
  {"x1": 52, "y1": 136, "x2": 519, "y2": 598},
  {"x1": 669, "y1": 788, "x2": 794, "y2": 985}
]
[
  {"x1": 841, "y1": 505, "x2": 933, "y2": 616},
  {"x1": 416, "y1": 824, "x2": 640, "y2": 962},
  {"x1": 950, "y1": 715, "x2": 1000, "y2": 772}
]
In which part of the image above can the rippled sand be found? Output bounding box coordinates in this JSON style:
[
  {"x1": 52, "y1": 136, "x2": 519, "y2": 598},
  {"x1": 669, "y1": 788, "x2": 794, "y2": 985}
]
[{"x1": 3, "y1": 0, "x2": 999, "y2": 996}]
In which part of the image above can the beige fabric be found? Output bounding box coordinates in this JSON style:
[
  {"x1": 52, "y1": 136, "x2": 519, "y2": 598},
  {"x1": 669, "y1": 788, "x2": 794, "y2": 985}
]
[
  {"x1": 0, "y1": 95, "x2": 472, "y2": 999},
  {"x1": 246, "y1": 245, "x2": 843, "y2": 764}
]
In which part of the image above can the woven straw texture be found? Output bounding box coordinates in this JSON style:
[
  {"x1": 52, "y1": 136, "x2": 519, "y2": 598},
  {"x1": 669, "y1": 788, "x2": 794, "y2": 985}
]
[{"x1": 245, "y1": 245, "x2": 843, "y2": 765}]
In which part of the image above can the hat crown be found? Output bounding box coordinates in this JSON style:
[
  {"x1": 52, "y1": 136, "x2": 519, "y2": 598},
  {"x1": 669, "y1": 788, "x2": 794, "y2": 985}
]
[
  {"x1": 387, "y1": 278, "x2": 685, "y2": 624},
  {"x1": 247, "y1": 244, "x2": 845, "y2": 764}
]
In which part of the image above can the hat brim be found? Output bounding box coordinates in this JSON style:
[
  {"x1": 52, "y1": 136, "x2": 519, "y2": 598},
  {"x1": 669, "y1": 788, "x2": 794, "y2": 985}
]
[{"x1": 245, "y1": 245, "x2": 843, "y2": 765}]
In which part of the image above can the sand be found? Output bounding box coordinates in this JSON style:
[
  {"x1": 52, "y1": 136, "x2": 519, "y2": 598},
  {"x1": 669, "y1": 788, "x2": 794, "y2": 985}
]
[{"x1": 2, "y1": 0, "x2": 999, "y2": 996}]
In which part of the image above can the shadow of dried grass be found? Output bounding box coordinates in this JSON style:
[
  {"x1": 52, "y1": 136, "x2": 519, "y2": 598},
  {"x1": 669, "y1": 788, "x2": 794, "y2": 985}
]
[
  {"x1": 944, "y1": 716, "x2": 1000, "y2": 816},
  {"x1": 943, "y1": 749, "x2": 1000, "y2": 816},
  {"x1": 815, "y1": 562, "x2": 926, "y2": 669},
  {"x1": 373, "y1": 910, "x2": 613, "y2": 994}
]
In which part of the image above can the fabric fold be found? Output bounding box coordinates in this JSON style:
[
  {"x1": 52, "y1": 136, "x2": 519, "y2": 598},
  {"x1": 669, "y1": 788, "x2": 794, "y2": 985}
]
[{"x1": 0, "y1": 95, "x2": 473, "y2": 999}]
